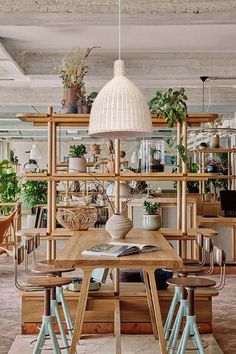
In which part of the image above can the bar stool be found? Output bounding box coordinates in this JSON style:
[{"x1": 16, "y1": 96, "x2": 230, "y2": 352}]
[
  {"x1": 164, "y1": 235, "x2": 214, "y2": 340},
  {"x1": 14, "y1": 244, "x2": 72, "y2": 354},
  {"x1": 167, "y1": 277, "x2": 216, "y2": 354},
  {"x1": 167, "y1": 246, "x2": 226, "y2": 353},
  {"x1": 23, "y1": 235, "x2": 75, "y2": 342}
]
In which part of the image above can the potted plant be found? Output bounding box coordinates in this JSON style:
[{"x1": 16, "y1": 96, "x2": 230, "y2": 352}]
[
  {"x1": 142, "y1": 200, "x2": 161, "y2": 230},
  {"x1": 149, "y1": 87, "x2": 188, "y2": 163},
  {"x1": 81, "y1": 91, "x2": 98, "y2": 114},
  {"x1": 69, "y1": 144, "x2": 87, "y2": 173},
  {"x1": 56, "y1": 47, "x2": 97, "y2": 113},
  {"x1": 0, "y1": 160, "x2": 20, "y2": 215},
  {"x1": 206, "y1": 157, "x2": 220, "y2": 173},
  {"x1": 208, "y1": 115, "x2": 223, "y2": 148},
  {"x1": 21, "y1": 178, "x2": 47, "y2": 227}
]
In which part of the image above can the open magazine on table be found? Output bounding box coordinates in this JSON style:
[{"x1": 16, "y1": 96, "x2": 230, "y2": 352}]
[{"x1": 82, "y1": 241, "x2": 162, "y2": 257}]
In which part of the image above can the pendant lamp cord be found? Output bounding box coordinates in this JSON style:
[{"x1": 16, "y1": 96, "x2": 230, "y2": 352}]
[{"x1": 118, "y1": 0, "x2": 121, "y2": 60}]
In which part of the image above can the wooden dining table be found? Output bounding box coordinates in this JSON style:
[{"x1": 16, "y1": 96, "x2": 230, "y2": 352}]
[{"x1": 55, "y1": 228, "x2": 183, "y2": 354}]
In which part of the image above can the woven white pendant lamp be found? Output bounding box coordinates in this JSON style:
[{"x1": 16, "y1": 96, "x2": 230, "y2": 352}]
[
  {"x1": 88, "y1": 0, "x2": 152, "y2": 139},
  {"x1": 89, "y1": 59, "x2": 152, "y2": 138}
]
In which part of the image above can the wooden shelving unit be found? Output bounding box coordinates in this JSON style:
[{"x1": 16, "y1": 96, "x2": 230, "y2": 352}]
[{"x1": 18, "y1": 108, "x2": 221, "y2": 260}]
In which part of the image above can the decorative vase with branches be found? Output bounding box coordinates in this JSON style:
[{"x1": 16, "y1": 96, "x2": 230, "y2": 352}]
[{"x1": 56, "y1": 46, "x2": 98, "y2": 113}]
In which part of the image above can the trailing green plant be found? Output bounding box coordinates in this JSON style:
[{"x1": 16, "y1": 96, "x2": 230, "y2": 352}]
[
  {"x1": 22, "y1": 178, "x2": 47, "y2": 209},
  {"x1": 69, "y1": 144, "x2": 87, "y2": 158},
  {"x1": 149, "y1": 88, "x2": 188, "y2": 163},
  {"x1": 149, "y1": 87, "x2": 188, "y2": 127},
  {"x1": 142, "y1": 200, "x2": 160, "y2": 215}
]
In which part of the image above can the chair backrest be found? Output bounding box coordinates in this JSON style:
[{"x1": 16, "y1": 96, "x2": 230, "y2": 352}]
[
  {"x1": 213, "y1": 245, "x2": 226, "y2": 290},
  {"x1": 214, "y1": 246, "x2": 226, "y2": 267},
  {"x1": 15, "y1": 245, "x2": 24, "y2": 265},
  {"x1": 196, "y1": 233, "x2": 204, "y2": 248},
  {"x1": 204, "y1": 237, "x2": 214, "y2": 253},
  {"x1": 0, "y1": 210, "x2": 16, "y2": 243}
]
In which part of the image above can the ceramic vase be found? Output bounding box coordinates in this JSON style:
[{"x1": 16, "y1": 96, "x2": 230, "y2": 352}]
[
  {"x1": 105, "y1": 213, "x2": 133, "y2": 239},
  {"x1": 69, "y1": 157, "x2": 87, "y2": 172},
  {"x1": 210, "y1": 134, "x2": 220, "y2": 148},
  {"x1": 62, "y1": 88, "x2": 81, "y2": 114},
  {"x1": 207, "y1": 165, "x2": 218, "y2": 173},
  {"x1": 143, "y1": 214, "x2": 161, "y2": 230},
  {"x1": 106, "y1": 182, "x2": 131, "y2": 198}
]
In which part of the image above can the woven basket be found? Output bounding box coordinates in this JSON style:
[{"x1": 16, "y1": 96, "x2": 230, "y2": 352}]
[{"x1": 56, "y1": 206, "x2": 97, "y2": 231}]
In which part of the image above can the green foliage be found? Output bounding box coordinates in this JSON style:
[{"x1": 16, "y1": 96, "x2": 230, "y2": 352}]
[
  {"x1": 0, "y1": 160, "x2": 20, "y2": 203},
  {"x1": 22, "y1": 179, "x2": 47, "y2": 208},
  {"x1": 88, "y1": 91, "x2": 98, "y2": 102},
  {"x1": 187, "y1": 163, "x2": 199, "y2": 193},
  {"x1": 69, "y1": 144, "x2": 87, "y2": 158},
  {"x1": 148, "y1": 87, "x2": 188, "y2": 127},
  {"x1": 143, "y1": 200, "x2": 160, "y2": 215}
]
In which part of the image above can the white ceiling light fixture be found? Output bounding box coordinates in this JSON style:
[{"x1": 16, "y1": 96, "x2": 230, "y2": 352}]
[
  {"x1": 30, "y1": 129, "x2": 42, "y2": 160},
  {"x1": 88, "y1": 0, "x2": 152, "y2": 139}
]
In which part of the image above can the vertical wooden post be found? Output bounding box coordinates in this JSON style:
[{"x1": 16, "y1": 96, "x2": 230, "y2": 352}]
[
  {"x1": 181, "y1": 120, "x2": 188, "y2": 258},
  {"x1": 177, "y1": 122, "x2": 182, "y2": 256},
  {"x1": 231, "y1": 152, "x2": 235, "y2": 190},
  {"x1": 47, "y1": 107, "x2": 53, "y2": 260},
  {"x1": 114, "y1": 139, "x2": 120, "y2": 294}
]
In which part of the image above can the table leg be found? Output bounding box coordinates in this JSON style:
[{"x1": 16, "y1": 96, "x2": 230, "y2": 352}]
[
  {"x1": 114, "y1": 299, "x2": 121, "y2": 354},
  {"x1": 70, "y1": 269, "x2": 92, "y2": 354},
  {"x1": 143, "y1": 271, "x2": 158, "y2": 340},
  {"x1": 147, "y1": 270, "x2": 168, "y2": 354}
]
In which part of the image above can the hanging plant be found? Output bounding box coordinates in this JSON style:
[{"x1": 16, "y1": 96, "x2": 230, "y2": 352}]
[{"x1": 149, "y1": 87, "x2": 188, "y2": 163}]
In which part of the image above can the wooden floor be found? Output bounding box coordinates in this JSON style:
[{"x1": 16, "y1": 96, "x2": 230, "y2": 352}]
[{"x1": 0, "y1": 254, "x2": 235, "y2": 354}]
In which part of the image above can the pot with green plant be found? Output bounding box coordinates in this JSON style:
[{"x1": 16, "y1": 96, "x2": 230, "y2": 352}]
[
  {"x1": 81, "y1": 91, "x2": 98, "y2": 114},
  {"x1": 206, "y1": 157, "x2": 220, "y2": 173},
  {"x1": 0, "y1": 160, "x2": 20, "y2": 215},
  {"x1": 149, "y1": 87, "x2": 188, "y2": 163},
  {"x1": 56, "y1": 47, "x2": 97, "y2": 114},
  {"x1": 69, "y1": 144, "x2": 87, "y2": 173},
  {"x1": 22, "y1": 178, "x2": 47, "y2": 227},
  {"x1": 142, "y1": 200, "x2": 161, "y2": 230}
]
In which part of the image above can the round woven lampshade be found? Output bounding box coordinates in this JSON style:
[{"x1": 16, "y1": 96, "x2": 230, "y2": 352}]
[{"x1": 88, "y1": 59, "x2": 153, "y2": 138}]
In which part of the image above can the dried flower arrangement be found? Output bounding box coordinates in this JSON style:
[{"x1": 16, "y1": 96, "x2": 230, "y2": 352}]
[
  {"x1": 206, "y1": 157, "x2": 221, "y2": 167},
  {"x1": 56, "y1": 47, "x2": 98, "y2": 93}
]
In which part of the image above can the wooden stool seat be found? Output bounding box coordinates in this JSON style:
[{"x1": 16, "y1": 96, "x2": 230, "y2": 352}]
[
  {"x1": 23, "y1": 276, "x2": 72, "y2": 288},
  {"x1": 37, "y1": 259, "x2": 56, "y2": 267},
  {"x1": 167, "y1": 265, "x2": 205, "y2": 275},
  {"x1": 167, "y1": 277, "x2": 216, "y2": 288},
  {"x1": 32, "y1": 266, "x2": 75, "y2": 274},
  {"x1": 182, "y1": 258, "x2": 201, "y2": 265}
]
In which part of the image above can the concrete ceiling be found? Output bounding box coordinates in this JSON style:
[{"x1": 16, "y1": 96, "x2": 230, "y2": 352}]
[{"x1": 0, "y1": 0, "x2": 236, "y2": 140}]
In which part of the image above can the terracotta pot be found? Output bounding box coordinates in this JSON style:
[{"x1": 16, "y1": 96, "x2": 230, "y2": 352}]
[
  {"x1": 105, "y1": 213, "x2": 133, "y2": 239},
  {"x1": 107, "y1": 161, "x2": 115, "y2": 173},
  {"x1": 62, "y1": 88, "x2": 81, "y2": 114},
  {"x1": 143, "y1": 214, "x2": 161, "y2": 230}
]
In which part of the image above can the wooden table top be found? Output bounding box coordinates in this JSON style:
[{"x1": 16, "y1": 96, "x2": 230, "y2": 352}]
[
  {"x1": 160, "y1": 227, "x2": 218, "y2": 237},
  {"x1": 55, "y1": 229, "x2": 183, "y2": 269}
]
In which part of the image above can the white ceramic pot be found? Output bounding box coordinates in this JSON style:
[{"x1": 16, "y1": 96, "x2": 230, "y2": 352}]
[
  {"x1": 210, "y1": 134, "x2": 220, "y2": 148},
  {"x1": 27, "y1": 214, "x2": 36, "y2": 228},
  {"x1": 143, "y1": 214, "x2": 161, "y2": 230},
  {"x1": 69, "y1": 157, "x2": 87, "y2": 173},
  {"x1": 106, "y1": 182, "x2": 131, "y2": 198},
  {"x1": 105, "y1": 213, "x2": 133, "y2": 239}
]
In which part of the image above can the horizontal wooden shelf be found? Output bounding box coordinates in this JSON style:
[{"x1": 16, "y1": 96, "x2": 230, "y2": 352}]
[
  {"x1": 17, "y1": 113, "x2": 218, "y2": 128},
  {"x1": 192, "y1": 148, "x2": 236, "y2": 153}
]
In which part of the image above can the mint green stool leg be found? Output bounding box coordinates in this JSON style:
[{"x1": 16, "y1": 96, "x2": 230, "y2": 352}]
[
  {"x1": 168, "y1": 298, "x2": 188, "y2": 354},
  {"x1": 32, "y1": 320, "x2": 46, "y2": 354},
  {"x1": 192, "y1": 318, "x2": 205, "y2": 354},
  {"x1": 57, "y1": 286, "x2": 74, "y2": 340},
  {"x1": 51, "y1": 299, "x2": 70, "y2": 353},
  {"x1": 164, "y1": 285, "x2": 182, "y2": 339},
  {"x1": 47, "y1": 316, "x2": 61, "y2": 354},
  {"x1": 33, "y1": 315, "x2": 61, "y2": 354},
  {"x1": 176, "y1": 316, "x2": 191, "y2": 354}
]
